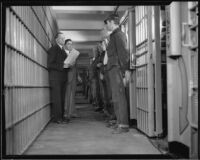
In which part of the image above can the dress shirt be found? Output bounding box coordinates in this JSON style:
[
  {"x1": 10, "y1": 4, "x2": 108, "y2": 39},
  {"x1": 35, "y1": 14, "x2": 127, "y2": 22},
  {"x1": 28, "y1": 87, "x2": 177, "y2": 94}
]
[{"x1": 103, "y1": 51, "x2": 108, "y2": 65}]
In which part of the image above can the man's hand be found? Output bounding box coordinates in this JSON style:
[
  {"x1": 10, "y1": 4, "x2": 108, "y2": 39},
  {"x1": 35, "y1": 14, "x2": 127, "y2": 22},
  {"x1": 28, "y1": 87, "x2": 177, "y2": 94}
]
[
  {"x1": 125, "y1": 70, "x2": 131, "y2": 83},
  {"x1": 100, "y1": 73, "x2": 104, "y2": 80},
  {"x1": 64, "y1": 63, "x2": 70, "y2": 68},
  {"x1": 78, "y1": 75, "x2": 82, "y2": 83},
  {"x1": 97, "y1": 63, "x2": 103, "y2": 68}
]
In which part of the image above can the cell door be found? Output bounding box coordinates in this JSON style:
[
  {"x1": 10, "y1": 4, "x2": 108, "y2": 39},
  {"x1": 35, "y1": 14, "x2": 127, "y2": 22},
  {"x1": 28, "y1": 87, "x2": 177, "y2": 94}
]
[{"x1": 134, "y1": 6, "x2": 162, "y2": 137}]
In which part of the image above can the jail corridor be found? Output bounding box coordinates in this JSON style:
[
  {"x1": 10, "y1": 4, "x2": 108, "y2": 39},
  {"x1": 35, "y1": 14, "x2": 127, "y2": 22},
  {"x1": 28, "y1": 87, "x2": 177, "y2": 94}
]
[{"x1": 2, "y1": 2, "x2": 198, "y2": 159}]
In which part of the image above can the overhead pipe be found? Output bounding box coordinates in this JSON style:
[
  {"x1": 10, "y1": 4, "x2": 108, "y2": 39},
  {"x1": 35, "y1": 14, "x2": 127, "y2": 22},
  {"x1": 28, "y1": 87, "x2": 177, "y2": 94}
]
[{"x1": 169, "y1": 2, "x2": 181, "y2": 56}]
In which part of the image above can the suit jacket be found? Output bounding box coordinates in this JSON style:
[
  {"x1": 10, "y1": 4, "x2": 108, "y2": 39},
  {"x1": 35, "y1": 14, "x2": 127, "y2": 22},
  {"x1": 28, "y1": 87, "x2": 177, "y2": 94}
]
[
  {"x1": 106, "y1": 28, "x2": 130, "y2": 74},
  {"x1": 47, "y1": 44, "x2": 67, "y2": 81}
]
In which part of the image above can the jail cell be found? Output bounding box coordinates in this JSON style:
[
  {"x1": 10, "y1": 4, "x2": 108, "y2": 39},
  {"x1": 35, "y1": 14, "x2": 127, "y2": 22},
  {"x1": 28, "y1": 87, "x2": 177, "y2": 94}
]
[{"x1": 4, "y1": 6, "x2": 58, "y2": 155}]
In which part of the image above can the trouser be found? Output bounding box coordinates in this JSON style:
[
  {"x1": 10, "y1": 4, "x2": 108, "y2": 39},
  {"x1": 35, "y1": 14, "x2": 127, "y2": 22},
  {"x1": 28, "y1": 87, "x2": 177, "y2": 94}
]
[
  {"x1": 49, "y1": 80, "x2": 67, "y2": 121},
  {"x1": 100, "y1": 71, "x2": 110, "y2": 109},
  {"x1": 93, "y1": 74, "x2": 103, "y2": 107},
  {"x1": 96, "y1": 72, "x2": 104, "y2": 108},
  {"x1": 91, "y1": 78, "x2": 96, "y2": 104},
  {"x1": 64, "y1": 74, "x2": 77, "y2": 118},
  {"x1": 104, "y1": 70, "x2": 115, "y2": 117},
  {"x1": 108, "y1": 66, "x2": 129, "y2": 127}
]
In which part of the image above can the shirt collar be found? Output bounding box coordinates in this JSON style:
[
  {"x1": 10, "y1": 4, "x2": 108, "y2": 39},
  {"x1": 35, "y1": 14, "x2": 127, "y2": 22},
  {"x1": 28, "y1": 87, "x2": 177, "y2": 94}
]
[
  {"x1": 111, "y1": 27, "x2": 120, "y2": 36},
  {"x1": 64, "y1": 49, "x2": 71, "y2": 55}
]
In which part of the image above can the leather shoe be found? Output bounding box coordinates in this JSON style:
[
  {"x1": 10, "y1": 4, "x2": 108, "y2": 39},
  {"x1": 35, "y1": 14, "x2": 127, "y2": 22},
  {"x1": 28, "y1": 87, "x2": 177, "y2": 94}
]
[
  {"x1": 62, "y1": 118, "x2": 70, "y2": 123},
  {"x1": 106, "y1": 123, "x2": 118, "y2": 128},
  {"x1": 111, "y1": 127, "x2": 129, "y2": 134},
  {"x1": 53, "y1": 120, "x2": 63, "y2": 124},
  {"x1": 109, "y1": 120, "x2": 117, "y2": 125},
  {"x1": 70, "y1": 114, "x2": 80, "y2": 118}
]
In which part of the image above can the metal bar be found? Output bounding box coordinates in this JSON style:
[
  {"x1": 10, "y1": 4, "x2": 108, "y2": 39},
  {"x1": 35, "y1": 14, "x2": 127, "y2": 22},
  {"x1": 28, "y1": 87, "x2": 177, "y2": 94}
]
[
  {"x1": 135, "y1": 50, "x2": 148, "y2": 58},
  {"x1": 136, "y1": 39, "x2": 148, "y2": 48},
  {"x1": 135, "y1": 63, "x2": 148, "y2": 68},
  {"x1": 154, "y1": 6, "x2": 163, "y2": 135},
  {"x1": 42, "y1": 6, "x2": 55, "y2": 40},
  {"x1": 20, "y1": 109, "x2": 51, "y2": 154},
  {"x1": 6, "y1": 103, "x2": 51, "y2": 130},
  {"x1": 147, "y1": 6, "x2": 155, "y2": 137},
  {"x1": 31, "y1": 7, "x2": 51, "y2": 46},
  {"x1": 4, "y1": 85, "x2": 50, "y2": 88},
  {"x1": 136, "y1": 87, "x2": 148, "y2": 89},
  {"x1": 5, "y1": 43, "x2": 48, "y2": 70},
  {"x1": 9, "y1": 7, "x2": 48, "y2": 54},
  {"x1": 136, "y1": 107, "x2": 149, "y2": 113},
  {"x1": 128, "y1": 8, "x2": 137, "y2": 119}
]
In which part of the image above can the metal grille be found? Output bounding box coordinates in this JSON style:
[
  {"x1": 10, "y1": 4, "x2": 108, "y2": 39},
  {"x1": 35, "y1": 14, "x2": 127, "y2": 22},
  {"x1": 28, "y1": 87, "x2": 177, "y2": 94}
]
[
  {"x1": 4, "y1": 6, "x2": 57, "y2": 154},
  {"x1": 135, "y1": 6, "x2": 155, "y2": 136}
]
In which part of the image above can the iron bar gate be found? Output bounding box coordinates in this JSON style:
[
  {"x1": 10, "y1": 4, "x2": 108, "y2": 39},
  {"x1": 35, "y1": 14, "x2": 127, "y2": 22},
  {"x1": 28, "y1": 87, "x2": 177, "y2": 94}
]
[
  {"x1": 134, "y1": 6, "x2": 163, "y2": 137},
  {"x1": 4, "y1": 6, "x2": 58, "y2": 154}
]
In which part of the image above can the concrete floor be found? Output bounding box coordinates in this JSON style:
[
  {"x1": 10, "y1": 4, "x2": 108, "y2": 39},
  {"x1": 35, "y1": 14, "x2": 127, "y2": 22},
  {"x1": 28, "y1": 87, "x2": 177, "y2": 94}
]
[{"x1": 24, "y1": 104, "x2": 161, "y2": 155}]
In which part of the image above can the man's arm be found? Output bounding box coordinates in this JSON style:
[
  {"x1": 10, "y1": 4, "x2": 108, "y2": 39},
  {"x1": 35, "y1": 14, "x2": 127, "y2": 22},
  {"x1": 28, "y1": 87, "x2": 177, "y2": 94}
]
[{"x1": 115, "y1": 32, "x2": 130, "y2": 73}]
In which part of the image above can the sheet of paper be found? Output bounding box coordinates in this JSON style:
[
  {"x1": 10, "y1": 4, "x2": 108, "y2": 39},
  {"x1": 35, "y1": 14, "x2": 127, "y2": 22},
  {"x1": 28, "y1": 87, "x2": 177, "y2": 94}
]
[{"x1": 64, "y1": 49, "x2": 80, "y2": 67}]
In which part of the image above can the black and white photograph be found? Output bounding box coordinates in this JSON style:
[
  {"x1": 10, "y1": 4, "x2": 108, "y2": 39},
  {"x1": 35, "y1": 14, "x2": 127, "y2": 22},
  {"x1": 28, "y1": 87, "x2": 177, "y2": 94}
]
[{"x1": 1, "y1": 1, "x2": 199, "y2": 159}]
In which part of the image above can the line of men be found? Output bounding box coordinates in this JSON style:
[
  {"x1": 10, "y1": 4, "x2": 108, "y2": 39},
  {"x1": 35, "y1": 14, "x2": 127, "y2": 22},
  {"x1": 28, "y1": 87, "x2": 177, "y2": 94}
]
[
  {"x1": 47, "y1": 13, "x2": 131, "y2": 134},
  {"x1": 89, "y1": 14, "x2": 131, "y2": 134}
]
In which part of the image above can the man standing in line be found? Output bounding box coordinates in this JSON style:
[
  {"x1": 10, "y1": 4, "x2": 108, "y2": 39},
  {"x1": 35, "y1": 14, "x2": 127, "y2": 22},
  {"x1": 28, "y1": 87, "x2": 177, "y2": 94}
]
[
  {"x1": 63, "y1": 39, "x2": 80, "y2": 120},
  {"x1": 91, "y1": 45, "x2": 104, "y2": 111},
  {"x1": 104, "y1": 14, "x2": 131, "y2": 134},
  {"x1": 47, "y1": 32, "x2": 69, "y2": 124}
]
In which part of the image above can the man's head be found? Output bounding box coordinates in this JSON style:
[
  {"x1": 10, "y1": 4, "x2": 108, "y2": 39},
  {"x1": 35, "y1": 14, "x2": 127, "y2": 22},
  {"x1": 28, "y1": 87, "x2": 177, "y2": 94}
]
[
  {"x1": 104, "y1": 14, "x2": 120, "y2": 31},
  {"x1": 55, "y1": 32, "x2": 65, "y2": 46},
  {"x1": 64, "y1": 39, "x2": 73, "y2": 51}
]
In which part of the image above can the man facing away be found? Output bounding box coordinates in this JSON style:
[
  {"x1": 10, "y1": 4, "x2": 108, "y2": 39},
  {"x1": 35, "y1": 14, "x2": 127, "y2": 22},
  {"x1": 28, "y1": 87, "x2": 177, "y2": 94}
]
[
  {"x1": 63, "y1": 39, "x2": 80, "y2": 120},
  {"x1": 104, "y1": 14, "x2": 131, "y2": 134},
  {"x1": 47, "y1": 32, "x2": 69, "y2": 124}
]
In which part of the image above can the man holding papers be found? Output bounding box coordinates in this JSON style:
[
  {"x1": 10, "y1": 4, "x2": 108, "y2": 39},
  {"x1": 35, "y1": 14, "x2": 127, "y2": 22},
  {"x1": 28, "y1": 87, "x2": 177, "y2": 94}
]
[{"x1": 63, "y1": 39, "x2": 80, "y2": 120}]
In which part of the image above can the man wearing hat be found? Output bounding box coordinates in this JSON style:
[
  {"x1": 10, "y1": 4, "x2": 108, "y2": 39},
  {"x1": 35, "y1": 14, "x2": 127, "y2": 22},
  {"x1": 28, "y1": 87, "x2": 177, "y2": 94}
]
[{"x1": 104, "y1": 14, "x2": 131, "y2": 134}]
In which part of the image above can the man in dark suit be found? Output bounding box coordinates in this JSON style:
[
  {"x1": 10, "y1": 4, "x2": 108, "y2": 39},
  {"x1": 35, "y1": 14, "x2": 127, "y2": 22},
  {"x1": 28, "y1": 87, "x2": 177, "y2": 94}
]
[
  {"x1": 63, "y1": 39, "x2": 80, "y2": 119},
  {"x1": 47, "y1": 32, "x2": 69, "y2": 124}
]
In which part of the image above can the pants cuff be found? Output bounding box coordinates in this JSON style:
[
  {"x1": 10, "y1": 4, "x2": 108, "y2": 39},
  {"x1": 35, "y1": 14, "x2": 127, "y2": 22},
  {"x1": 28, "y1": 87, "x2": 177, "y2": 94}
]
[{"x1": 118, "y1": 124, "x2": 129, "y2": 128}]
